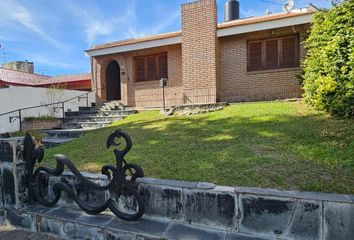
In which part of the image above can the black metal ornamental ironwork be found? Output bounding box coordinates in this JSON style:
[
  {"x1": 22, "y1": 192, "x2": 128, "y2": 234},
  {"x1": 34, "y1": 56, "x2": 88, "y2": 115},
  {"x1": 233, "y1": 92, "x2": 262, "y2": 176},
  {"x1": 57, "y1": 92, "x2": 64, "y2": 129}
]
[{"x1": 23, "y1": 129, "x2": 145, "y2": 221}]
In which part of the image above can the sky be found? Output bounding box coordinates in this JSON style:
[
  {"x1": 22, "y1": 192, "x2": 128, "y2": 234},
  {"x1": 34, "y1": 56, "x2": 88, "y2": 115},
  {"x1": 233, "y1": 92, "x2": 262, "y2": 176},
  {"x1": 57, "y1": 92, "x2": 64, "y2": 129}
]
[{"x1": 0, "y1": 0, "x2": 332, "y2": 76}]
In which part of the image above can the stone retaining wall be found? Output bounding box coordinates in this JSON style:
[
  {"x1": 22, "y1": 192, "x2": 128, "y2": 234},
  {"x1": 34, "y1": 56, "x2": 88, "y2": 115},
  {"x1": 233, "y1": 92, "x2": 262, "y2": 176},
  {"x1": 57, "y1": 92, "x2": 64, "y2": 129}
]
[
  {"x1": 161, "y1": 102, "x2": 227, "y2": 116},
  {"x1": 44, "y1": 172, "x2": 354, "y2": 240},
  {"x1": 0, "y1": 137, "x2": 27, "y2": 209}
]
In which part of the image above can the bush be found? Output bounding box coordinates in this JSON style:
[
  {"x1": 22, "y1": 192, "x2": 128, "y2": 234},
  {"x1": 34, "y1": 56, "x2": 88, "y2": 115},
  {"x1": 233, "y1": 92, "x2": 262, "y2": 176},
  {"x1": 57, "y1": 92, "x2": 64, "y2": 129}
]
[
  {"x1": 23, "y1": 115, "x2": 58, "y2": 122},
  {"x1": 302, "y1": 0, "x2": 354, "y2": 117}
]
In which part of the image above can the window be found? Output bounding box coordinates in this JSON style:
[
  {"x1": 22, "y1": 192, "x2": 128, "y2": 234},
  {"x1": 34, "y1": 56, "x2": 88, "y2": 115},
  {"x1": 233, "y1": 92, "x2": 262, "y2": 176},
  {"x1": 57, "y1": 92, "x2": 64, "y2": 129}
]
[
  {"x1": 248, "y1": 35, "x2": 299, "y2": 72},
  {"x1": 134, "y1": 53, "x2": 168, "y2": 82}
]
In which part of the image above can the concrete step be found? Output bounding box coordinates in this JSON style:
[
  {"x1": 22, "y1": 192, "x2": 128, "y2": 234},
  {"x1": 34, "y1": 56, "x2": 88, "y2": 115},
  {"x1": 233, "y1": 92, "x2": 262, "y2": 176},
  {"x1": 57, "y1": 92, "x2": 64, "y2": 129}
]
[
  {"x1": 78, "y1": 121, "x2": 112, "y2": 129},
  {"x1": 99, "y1": 109, "x2": 137, "y2": 116},
  {"x1": 78, "y1": 106, "x2": 97, "y2": 112},
  {"x1": 87, "y1": 115, "x2": 125, "y2": 123},
  {"x1": 62, "y1": 115, "x2": 125, "y2": 130},
  {"x1": 42, "y1": 137, "x2": 75, "y2": 148},
  {"x1": 64, "y1": 115, "x2": 97, "y2": 121},
  {"x1": 78, "y1": 110, "x2": 99, "y2": 115},
  {"x1": 41, "y1": 129, "x2": 88, "y2": 138},
  {"x1": 65, "y1": 110, "x2": 98, "y2": 117},
  {"x1": 58, "y1": 124, "x2": 81, "y2": 130},
  {"x1": 2, "y1": 206, "x2": 270, "y2": 240}
]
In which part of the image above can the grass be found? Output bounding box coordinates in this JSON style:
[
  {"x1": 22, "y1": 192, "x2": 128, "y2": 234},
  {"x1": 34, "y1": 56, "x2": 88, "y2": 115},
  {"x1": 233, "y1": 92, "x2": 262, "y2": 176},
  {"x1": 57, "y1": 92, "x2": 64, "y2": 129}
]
[{"x1": 44, "y1": 101, "x2": 354, "y2": 194}]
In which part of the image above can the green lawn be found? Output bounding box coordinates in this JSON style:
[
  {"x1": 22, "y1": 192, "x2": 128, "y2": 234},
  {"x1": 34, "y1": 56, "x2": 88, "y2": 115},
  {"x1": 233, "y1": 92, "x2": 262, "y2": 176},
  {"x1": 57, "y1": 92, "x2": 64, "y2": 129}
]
[{"x1": 44, "y1": 101, "x2": 354, "y2": 194}]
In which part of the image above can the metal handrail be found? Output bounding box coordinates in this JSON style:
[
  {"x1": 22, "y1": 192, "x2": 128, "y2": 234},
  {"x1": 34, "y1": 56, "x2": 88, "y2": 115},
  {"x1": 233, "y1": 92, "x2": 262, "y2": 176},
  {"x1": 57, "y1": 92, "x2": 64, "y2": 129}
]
[{"x1": 0, "y1": 87, "x2": 102, "y2": 131}]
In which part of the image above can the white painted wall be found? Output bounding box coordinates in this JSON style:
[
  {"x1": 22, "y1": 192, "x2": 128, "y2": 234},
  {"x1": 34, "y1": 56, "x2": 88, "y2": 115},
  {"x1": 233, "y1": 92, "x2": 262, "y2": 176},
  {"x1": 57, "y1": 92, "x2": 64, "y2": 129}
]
[{"x1": 0, "y1": 86, "x2": 96, "y2": 133}]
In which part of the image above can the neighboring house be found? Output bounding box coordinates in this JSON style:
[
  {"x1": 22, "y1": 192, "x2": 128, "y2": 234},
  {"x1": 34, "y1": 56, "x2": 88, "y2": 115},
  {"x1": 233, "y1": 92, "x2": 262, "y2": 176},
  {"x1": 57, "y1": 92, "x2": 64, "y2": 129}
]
[
  {"x1": 85, "y1": 0, "x2": 315, "y2": 108},
  {"x1": 40, "y1": 73, "x2": 92, "y2": 91},
  {"x1": 0, "y1": 67, "x2": 91, "y2": 91}
]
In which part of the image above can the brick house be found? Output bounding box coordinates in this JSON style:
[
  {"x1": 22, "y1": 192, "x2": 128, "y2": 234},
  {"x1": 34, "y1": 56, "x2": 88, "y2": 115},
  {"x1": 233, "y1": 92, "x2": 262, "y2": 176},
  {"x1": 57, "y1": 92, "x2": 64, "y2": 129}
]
[{"x1": 86, "y1": 0, "x2": 315, "y2": 108}]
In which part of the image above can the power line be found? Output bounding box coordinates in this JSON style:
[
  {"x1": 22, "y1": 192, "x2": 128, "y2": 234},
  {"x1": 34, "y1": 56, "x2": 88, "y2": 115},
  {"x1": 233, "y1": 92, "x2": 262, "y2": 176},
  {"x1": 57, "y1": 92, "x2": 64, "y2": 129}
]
[
  {"x1": 260, "y1": 0, "x2": 284, "y2": 6},
  {"x1": 0, "y1": 44, "x2": 7, "y2": 64}
]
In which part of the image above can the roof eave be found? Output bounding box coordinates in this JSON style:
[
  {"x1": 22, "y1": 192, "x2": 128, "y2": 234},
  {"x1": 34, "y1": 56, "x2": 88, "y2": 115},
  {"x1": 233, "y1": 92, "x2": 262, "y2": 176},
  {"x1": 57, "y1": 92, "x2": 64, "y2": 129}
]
[
  {"x1": 217, "y1": 13, "x2": 314, "y2": 37},
  {"x1": 86, "y1": 35, "x2": 182, "y2": 57},
  {"x1": 85, "y1": 13, "x2": 314, "y2": 57}
]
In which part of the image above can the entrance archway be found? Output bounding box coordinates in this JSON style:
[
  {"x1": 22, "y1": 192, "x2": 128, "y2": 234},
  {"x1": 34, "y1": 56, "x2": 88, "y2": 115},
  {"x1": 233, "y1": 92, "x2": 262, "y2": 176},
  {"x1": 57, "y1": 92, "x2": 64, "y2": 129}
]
[{"x1": 105, "y1": 61, "x2": 121, "y2": 101}]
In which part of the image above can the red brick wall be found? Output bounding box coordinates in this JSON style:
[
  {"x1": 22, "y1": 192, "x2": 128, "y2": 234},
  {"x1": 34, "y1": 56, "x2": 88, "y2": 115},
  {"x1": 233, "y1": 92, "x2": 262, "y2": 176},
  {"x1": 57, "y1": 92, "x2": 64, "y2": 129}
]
[
  {"x1": 181, "y1": 0, "x2": 218, "y2": 104},
  {"x1": 218, "y1": 25, "x2": 309, "y2": 102},
  {"x1": 93, "y1": 44, "x2": 183, "y2": 108},
  {"x1": 91, "y1": 1, "x2": 311, "y2": 108}
]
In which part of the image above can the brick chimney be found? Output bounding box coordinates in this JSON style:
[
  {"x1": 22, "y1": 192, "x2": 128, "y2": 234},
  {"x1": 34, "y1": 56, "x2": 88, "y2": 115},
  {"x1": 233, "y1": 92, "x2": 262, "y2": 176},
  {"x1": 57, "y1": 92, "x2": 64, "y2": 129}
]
[{"x1": 181, "y1": 0, "x2": 218, "y2": 104}]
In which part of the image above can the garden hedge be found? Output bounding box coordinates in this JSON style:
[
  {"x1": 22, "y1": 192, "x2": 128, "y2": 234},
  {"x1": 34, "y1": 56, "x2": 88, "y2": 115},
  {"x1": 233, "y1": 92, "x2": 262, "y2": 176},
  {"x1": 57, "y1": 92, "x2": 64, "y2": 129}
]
[{"x1": 302, "y1": 0, "x2": 354, "y2": 117}]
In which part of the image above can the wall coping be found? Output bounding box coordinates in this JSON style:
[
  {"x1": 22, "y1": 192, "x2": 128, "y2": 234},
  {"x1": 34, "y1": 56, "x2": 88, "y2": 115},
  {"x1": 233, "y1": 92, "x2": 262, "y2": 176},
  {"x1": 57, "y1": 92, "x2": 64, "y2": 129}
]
[
  {"x1": 62, "y1": 171, "x2": 354, "y2": 204},
  {"x1": 0, "y1": 137, "x2": 24, "y2": 141}
]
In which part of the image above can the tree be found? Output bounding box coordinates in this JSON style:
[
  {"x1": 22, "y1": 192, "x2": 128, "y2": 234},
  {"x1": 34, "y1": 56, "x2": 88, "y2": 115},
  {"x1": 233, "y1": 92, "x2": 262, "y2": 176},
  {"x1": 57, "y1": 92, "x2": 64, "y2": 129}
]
[
  {"x1": 41, "y1": 83, "x2": 67, "y2": 116},
  {"x1": 302, "y1": 0, "x2": 354, "y2": 117}
]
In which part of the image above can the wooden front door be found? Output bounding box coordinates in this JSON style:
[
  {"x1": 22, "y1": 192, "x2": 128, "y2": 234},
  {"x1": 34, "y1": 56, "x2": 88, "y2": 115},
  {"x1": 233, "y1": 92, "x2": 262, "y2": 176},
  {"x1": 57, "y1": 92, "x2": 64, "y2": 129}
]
[{"x1": 105, "y1": 61, "x2": 121, "y2": 101}]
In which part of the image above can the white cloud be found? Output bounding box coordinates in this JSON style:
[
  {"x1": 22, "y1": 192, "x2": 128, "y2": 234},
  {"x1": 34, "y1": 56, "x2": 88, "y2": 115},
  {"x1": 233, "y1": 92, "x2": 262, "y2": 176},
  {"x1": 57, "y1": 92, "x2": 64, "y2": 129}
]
[
  {"x1": 65, "y1": 0, "x2": 138, "y2": 45},
  {"x1": 295, "y1": 0, "x2": 332, "y2": 9},
  {"x1": 127, "y1": 10, "x2": 180, "y2": 38},
  {"x1": 0, "y1": 0, "x2": 66, "y2": 50},
  {"x1": 0, "y1": 35, "x2": 16, "y2": 42},
  {"x1": 10, "y1": 49, "x2": 76, "y2": 70},
  {"x1": 65, "y1": 0, "x2": 180, "y2": 46}
]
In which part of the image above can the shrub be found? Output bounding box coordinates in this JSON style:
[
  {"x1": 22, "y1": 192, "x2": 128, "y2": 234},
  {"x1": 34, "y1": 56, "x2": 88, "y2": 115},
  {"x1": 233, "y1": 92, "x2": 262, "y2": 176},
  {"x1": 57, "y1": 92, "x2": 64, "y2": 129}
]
[
  {"x1": 23, "y1": 115, "x2": 58, "y2": 122},
  {"x1": 302, "y1": 0, "x2": 354, "y2": 117}
]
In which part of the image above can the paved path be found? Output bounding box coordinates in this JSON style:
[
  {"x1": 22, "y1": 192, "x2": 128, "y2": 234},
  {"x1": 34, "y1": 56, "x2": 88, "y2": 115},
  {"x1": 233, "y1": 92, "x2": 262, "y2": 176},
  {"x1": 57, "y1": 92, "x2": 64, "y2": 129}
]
[{"x1": 0, "y1": 226, "x2": 60, "y2": 240}]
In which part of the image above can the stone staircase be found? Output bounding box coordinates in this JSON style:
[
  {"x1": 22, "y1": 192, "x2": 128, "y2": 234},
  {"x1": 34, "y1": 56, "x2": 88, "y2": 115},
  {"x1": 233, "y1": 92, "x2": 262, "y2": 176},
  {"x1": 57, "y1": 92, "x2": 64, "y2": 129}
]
[
  {"x1": 42, "y1": 101, "x2": 137, "y2": 148},
  {"x1": 62, "y1": 101, "x2": 136, "y2": 130}
]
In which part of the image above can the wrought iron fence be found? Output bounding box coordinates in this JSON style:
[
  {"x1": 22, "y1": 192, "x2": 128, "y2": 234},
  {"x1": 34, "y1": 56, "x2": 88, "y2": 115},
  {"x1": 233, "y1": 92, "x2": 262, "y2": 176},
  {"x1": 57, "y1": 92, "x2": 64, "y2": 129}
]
[{"x1": 23, "y1": 129, "x2": 145, "y2": 221}]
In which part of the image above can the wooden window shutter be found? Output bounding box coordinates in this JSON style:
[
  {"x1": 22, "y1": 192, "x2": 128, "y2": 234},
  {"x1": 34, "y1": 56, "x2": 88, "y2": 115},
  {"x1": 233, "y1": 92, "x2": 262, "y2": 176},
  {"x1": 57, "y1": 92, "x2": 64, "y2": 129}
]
[
  {"x1": 265, "y1": 39, "x2": 279, "y2": 69},
  {"x1": 136, "y1": 57, "x2": 145, "y2": 81},
  {"x1": 249, "y1": 41, "x2": 263, "y2": 71},
  {"x1": 147, "y1": 56, "x2": 157, "y2": 80},
  {"x1": 134, "y1": 52, "x2": 168, "y2": 81},
  {"x1": 159, "y1": 54, "x2": 168, "y2": 79},
  {"x1": 281, "y1": 36, "x2": 298, "y2": 68}
]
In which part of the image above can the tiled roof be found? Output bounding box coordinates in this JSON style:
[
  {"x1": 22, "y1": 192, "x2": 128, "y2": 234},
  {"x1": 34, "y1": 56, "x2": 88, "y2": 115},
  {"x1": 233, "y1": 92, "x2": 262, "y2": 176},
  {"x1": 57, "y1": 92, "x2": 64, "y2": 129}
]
[
  {"x1": 42, "y1": 73, "x2": 91, "y2": 85},
  {"x1": 218, "y1": 8, "x2": 315, "y2": 29},
  {"x1": 0, "y1": 68, "x2": 90, "y2": 86},
  {"x1": 0, "y1": 67, "x2": 50, "y2": 86},
  {"x1": 88, "y1": 8, "x2": 315, "y2": 51},
  {"x1": 90, "y1": 31, "x2": 181, "y2": 51}
]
